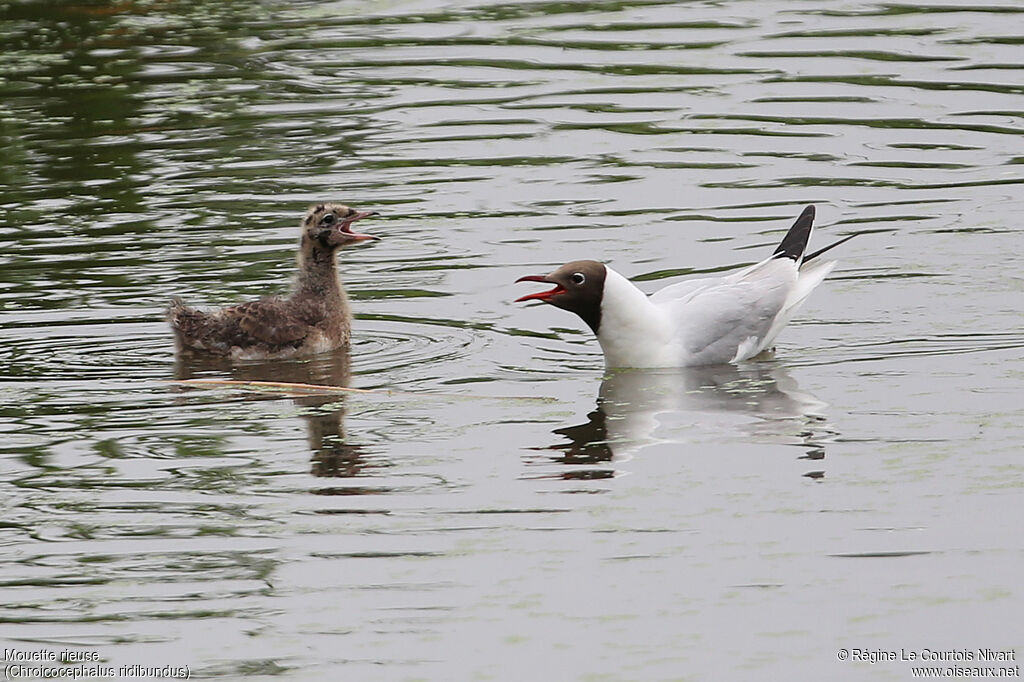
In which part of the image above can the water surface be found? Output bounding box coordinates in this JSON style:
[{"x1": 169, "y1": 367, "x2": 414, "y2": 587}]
[{"x1": 1, "y1": 0, "x2": 1022, "y2": 679}]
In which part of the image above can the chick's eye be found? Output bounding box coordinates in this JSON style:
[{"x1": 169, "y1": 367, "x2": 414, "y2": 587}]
[
  {"x1": 570, "y1": 272, "x2": 586, "y2": 285},
  {"x1": 320, "y1": 214, "x2": 336, "y2": 226}
]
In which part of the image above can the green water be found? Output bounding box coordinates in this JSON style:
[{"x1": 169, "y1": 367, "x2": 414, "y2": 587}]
[{"x1": 1, "y1": 1, "x2": 1022, "y2": 679}]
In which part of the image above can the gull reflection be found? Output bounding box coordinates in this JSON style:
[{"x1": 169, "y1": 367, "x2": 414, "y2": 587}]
[
  {"x1": 539, "y1": 360, "x2": 834, "y2": 478},
  {"x1": 174, "y1": 349, "x2": 369, "y2": 477}
]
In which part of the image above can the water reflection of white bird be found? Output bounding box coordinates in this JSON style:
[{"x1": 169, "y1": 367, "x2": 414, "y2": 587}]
[{"x1": 538, "y1": 361, "x2": 834, "y2": 478}]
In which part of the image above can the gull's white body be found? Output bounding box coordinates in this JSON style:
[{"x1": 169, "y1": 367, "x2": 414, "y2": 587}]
[{"x1": 595, "y1": 256, "x2": 837, "y2": 368}]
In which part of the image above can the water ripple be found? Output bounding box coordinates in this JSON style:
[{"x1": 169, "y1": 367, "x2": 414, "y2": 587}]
[{"x1": 1, "y1": 0, "x2": 1022, "y2": 677}]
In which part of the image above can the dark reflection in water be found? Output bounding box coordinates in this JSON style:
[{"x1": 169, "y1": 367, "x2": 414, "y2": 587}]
[
  {"x1": 174, "y1": 349, "x2": 371, "y2": 478},
  {"x1": 0, "y1": 3, "x2": 145, "y2": 207},
  {"x1": 540, "y1": 361, "x2": 834, "y2": 478}
]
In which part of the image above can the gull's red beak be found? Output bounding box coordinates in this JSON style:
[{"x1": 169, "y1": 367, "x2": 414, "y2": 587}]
[
  {"x1": 342, "y1": 211, "x2": 380, "y2": 241},
  {"x1": 515, "y1": 275, "x2": 565, "y2": 303}
]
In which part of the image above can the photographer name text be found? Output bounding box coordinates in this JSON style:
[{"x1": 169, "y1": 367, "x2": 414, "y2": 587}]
[{"x1": 840, "y1": 648, "x2": 1016, "y2": 665}]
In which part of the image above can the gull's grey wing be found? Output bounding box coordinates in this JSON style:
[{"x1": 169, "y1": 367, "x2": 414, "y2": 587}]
[
  {"x1": 648, "y1": 276, "x2": 723, "y2": 305},
  {"x1": 657, "y1": 260, "x2": 795, "y2": 365}
]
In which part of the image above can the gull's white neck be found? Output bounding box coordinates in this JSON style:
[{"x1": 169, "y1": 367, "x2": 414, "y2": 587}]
[{"x1": 596, "y1": 268, "x2": 673, "y2": 368}]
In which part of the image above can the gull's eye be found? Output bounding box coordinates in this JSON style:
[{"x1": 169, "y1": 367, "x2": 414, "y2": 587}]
[
  {"x1": 320, "y1": 213, "x2": 336, "y2": 226},
  {"x1": 570, "y1": 272, "x2": 586, "y2": 285}
]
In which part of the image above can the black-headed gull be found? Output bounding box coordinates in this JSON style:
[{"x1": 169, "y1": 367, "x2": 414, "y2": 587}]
[
  {"x1": 168, "y1": 203, "x2": 379, "y2": 359},
  {"x1": 515, "y1": 206, "x2": 852, "y2": 368}
]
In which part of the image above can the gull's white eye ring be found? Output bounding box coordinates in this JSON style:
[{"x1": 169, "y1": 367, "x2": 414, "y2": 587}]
[{"x1": 570, "y1": 272, "x2": 586, "y2": 285}]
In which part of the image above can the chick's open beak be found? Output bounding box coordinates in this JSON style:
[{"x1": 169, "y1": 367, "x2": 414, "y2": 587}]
[{"x1": 342, "y1": 211, "x2": 380, "y2": 241}]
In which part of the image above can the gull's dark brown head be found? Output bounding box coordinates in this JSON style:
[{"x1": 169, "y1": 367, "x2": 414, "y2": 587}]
[
  {"x1": 515, "y1": 259, "x2": 607, "y2": 333},
  {"x1": 303, "y1": 203, "x2": 379, "y2": 248}
]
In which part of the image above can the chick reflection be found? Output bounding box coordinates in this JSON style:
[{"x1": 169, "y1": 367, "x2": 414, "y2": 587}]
[
  {"x1": 174, "y1": 349, "x2": 368, "y2": 477},
  {"x1": 543, "y1": 361, "x2": 833, "y2": 474}
]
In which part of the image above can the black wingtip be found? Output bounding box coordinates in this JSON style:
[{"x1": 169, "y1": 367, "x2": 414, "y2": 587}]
[
  {"x1": 772, "y1": 205, "x2": 815, "y2": 261},
  {"x1": 803, "y1": 232, "x2": 857, "y2": 263}
]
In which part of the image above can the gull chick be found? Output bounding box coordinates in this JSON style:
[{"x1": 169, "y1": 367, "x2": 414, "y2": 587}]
[
  {"x1": 169, "y1": 203, "x2": 379, "y2": 359},
  {"x1": 515, "y1": 205, "x2": 852, "y2": 368}
]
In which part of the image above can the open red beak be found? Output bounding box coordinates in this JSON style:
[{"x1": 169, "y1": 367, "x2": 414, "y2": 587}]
[
  {"x1": 515, "y1": 275, "x2": 565, "y2": 303},
  {"x1": 342, "y1": 211, "x2": 380, "y2": 241}
]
